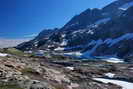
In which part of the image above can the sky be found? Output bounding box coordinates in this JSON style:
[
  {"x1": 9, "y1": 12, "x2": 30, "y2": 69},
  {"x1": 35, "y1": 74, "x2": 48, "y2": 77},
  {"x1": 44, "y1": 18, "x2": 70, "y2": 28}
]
[{"x1": 0, "y1": 0, "x2": 116, "y2": 39}]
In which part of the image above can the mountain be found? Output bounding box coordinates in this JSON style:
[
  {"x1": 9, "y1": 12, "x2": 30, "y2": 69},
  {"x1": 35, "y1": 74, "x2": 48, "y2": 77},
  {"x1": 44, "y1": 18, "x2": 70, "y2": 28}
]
[{"x1": 17, "y1": 0, "x2": 133, "y2": 61}]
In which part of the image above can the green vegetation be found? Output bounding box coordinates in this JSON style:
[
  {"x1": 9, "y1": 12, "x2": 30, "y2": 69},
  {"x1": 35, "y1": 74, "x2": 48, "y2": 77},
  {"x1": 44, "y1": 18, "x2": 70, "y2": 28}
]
[
  {"x1": 21, "y1": 67, "x2": 39, "y2": 75},
  {"x1": 51, "y1": 55, "x2": 70, "y2": 60},
  {"x1": 0, "y1": 83, "x2": 23, "y2": 89},
  {"x1": 53, "y1": 84, "x2": 65, "y2": 89},
  {"x1": 2, "y1": 48, "x2": 25, "y2": 56}
]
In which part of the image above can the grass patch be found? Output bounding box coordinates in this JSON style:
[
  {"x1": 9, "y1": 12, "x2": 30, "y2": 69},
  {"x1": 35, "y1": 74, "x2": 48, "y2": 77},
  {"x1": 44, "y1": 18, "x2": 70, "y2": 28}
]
[
  {"x1": 0, "y1": 83, "x2": 23, "y2": 89},
  {"x1": 21, "y1": 67, "x2": 39, "y2": 75},
  {"x1": 2, "y1": 48, "x2": 25, "y2": 56},
  {"x1": 51, "y1": 55, "x2": 70, "y2": 61},
  {"x1": 53, "y1": 84, "x2": 66, "y2": 89}
]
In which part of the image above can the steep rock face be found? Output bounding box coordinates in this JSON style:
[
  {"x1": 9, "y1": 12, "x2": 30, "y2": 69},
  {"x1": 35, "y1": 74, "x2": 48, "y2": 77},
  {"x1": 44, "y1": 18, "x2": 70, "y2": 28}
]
[
  {"x1": 63, "y1": 8, "x2": 103, "y2": 29},
  {"x1": 17, "y1": 0, "x2": 133, "y2": 59}
]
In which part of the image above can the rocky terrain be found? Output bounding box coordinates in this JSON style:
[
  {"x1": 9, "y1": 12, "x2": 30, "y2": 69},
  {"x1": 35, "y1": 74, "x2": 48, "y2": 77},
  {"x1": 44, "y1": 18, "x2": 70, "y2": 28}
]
[
  {"x1": 2, "y1": 0, "x2": 133, "y2": 89},
  {"x1": 0, "y1": 48, "x2": 133, "y2": 89}
]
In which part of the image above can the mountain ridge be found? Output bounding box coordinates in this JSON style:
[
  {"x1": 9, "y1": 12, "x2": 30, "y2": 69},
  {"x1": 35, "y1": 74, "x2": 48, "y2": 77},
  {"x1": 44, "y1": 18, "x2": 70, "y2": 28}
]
[{"x1": 16, "y1": 0, "x2": 133, "y2": 61}]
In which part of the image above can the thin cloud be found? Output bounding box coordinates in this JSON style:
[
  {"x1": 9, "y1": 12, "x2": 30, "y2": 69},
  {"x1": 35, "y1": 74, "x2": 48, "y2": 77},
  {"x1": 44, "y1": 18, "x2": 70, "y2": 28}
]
[
  {"x1": 24, "y1": 33, "x2": 38, "y2": 38},
  {"x1": 0, "y1": 38, "x2": 30, "y2": 48}
]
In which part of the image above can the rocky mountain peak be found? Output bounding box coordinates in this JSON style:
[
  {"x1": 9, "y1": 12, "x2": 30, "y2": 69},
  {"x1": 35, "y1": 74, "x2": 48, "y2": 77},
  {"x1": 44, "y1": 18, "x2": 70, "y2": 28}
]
[{"x1": 17, "y1": 0, "x2": 133, "y2": 60}]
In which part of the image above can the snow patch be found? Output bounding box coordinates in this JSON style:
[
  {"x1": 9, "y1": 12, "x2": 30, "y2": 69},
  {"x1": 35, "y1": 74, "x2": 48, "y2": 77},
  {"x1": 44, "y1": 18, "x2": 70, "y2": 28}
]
[
  {"x1": 61, "y1": 34, "x2": 66, "y2": 38},
  {"x1": 66, "y1": 67, "x2": 74, "y2": 71},
  {"x1": 54, "y1": 47, "x2": 64, "y2": 51},
  {"x1": 64, "y1": 52, "x2": 82, "y2": 57},
  {"x1": 60, "y1": 39, "x2": 68, "y2": 46},
  {"x1": 0, "y1": 53, "x2": 8, "y2": 57},
  {"x1": 94, "y1": 55, "x2": 123, "y2": 63},
  {"x1": 104, "y1": 33, "x2": 133, "y2": 47},
  {"x1": 103, "y1": 57, "x2": 124, "y2": 63},
  {"x1": 93, "y1": 78, "x2": 133, "y2": 89},
  {"x1": 82, "y1": 39, "x2": 103, "y2": 58},
  {"x1": 72, "y1": 28, "x2": 94, "y2": 35},
  {"x1": 48, "y1": 45, "x2": 54, "y2": 48},
  {"x1": 105, "y1": 73, "x2": 115, "y2": 78},
  {"x1": 129, "y1": 68, "x2": 133, "y2": 70},
  {"x1": 34, "y1": 41, "x2": 38, "y2": 47},
  {"x1": 66, "y1": 22, "x2": 79, "y2": 29},
  {"x1": 72, "y1": 29, "x2": 85, "y2": 34},
  {"x1": 87, "y1": 30, "x2": 94, "y2": 35},
  {"x1": 119, "y1": 1, "x2": 133, "y2": 10},
  {"x1": 87, "y1": 40, "x2": 97, "y2": 46}
]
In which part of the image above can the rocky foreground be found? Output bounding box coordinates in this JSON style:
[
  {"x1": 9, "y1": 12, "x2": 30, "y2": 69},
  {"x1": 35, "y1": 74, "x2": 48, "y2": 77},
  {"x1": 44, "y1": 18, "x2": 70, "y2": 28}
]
[{"x1": 0, "y1": 51, "x2": 133, "y2": 89}]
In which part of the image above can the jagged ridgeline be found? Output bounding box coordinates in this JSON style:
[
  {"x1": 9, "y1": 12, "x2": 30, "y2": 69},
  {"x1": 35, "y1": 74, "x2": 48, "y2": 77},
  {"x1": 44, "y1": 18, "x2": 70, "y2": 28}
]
[{"x1": 17, "y1": 0, "x2": 133, "y2": 60}]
